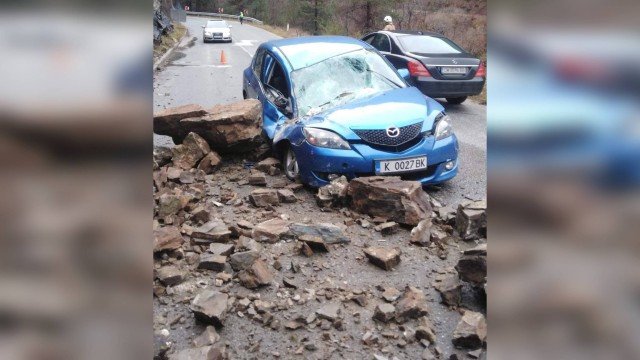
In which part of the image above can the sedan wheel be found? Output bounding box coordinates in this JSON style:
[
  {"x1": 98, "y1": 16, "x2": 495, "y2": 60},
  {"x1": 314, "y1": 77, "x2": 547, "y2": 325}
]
[{"x1": 284, "y1": 146, "x2": 299, "y2": 180}]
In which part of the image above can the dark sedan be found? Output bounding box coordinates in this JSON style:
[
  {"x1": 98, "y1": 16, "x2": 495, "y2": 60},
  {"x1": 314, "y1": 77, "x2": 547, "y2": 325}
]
[{"x1": 362, "y1": 30, "x2": 485, "y2": 104}]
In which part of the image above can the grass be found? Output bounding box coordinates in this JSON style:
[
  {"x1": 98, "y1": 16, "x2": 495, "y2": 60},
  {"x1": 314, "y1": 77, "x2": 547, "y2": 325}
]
[{"x1": 153, "y1": 23, "x2": 187, "y2": 62}]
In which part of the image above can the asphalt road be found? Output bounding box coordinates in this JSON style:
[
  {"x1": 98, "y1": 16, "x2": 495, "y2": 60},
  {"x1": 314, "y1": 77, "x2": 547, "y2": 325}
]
[{"x1": 154, "y1": 16, "x2": 486, "y2": 205}]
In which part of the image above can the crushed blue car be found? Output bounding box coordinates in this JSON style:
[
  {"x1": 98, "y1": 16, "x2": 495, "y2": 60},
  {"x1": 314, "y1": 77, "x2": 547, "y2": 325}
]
[{"x1": 242, "y1": 36, "x2": 458, "y2": 187}]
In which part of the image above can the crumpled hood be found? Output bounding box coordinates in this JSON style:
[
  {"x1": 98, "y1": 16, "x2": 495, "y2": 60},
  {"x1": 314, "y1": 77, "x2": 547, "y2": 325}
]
[{"x1": 303, "y1": 87, "x2": 443, "y2": 140}]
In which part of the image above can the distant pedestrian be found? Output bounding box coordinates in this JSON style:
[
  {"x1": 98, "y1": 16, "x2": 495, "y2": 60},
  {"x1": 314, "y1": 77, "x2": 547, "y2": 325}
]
[
  {"x1": 383, "y1": 16, "x2": 396, "y2": 31},
  {"x1": 239, "y1": 11, "x2": 244, "y2": 25}
]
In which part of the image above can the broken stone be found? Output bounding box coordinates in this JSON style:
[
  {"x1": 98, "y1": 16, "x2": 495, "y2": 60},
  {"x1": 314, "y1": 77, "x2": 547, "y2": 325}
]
[
  {"x1": 374, "y1": 221, "x2": 399, "y2": 235},
  {"x1": 347, "y1": 176, "x2": 432, "y2": 226},
  {"x1": 456, "y1": 200, "x2": 487, "y2": 241},
  {"x1": 364, "y1": 247, "x2": 401, "y2": 271},
  {"x1": 198, "y1": 254, "x2": 227, "y2": 271},
  {"x1": 415, "y1": 317, "x2": 437, "y2": 343},
  {"x1": 235, "y1": 236, "x2": 261, "y2": 252},
  {"x1": 192, "y1": 326, "x2": 220, "y2": 348},
  {"x1": 396, "y1": 286, "x2": 429, "y2": 320},
  {"x1": 298, "y1": 242, "x2": 313, "y2": 257},
  {"x1": 277, "y1": 189, "x2": 297, "y2": 203},
  {"x1": 382, "y1": 287, "x2": 401, "y2": 302},
  {"x1": 373, "y1": 303, "x2": 396, "y2": 323},
  {"x1": 299, "y1": 235, "x2": 329, "y2": 252},
  {"x1": 283, "y1": 277, "x2": 299, "y2": 289},
  {"x1": 285, "y1": 320, "x2": 303, "y2": 330},
  {"x1": 248, "y1": 171, "x2": 267, "y2": 186},
  {"x1": 158, "y1": 194, "x2": 184, "y2": 218},
  {"x1": 154, "y1": 104, "x2": 208, "y2": 139},
  {"x1": 456, "y1": 251, "x2": 487, "y2": 286},
  {"x1": 255, "y1": 157, "x2": 281, "y2": 175},
  {"x1": 154, "y1": 226, "x2": 184, "y2": 253},
  {"x1": 171, "y1": 132, "x2": 211, "y2": 170},
  {"x1": 289, "y1": 223, "x2": 349, "y2": 244},
  {"x1": 467, "y1": 349, "x2": 482, "y2": 359},
  {"x1": 190, "y1": 205, "x2": 211, "y2": 224},
  {"x1": 190, "y1": 290, "x2": 228, "y2": 327},
  {"x1": 209, "y1": 243, "x2": 235, "y2": 256},
  {"x1": 410, "y1": 219, "x2": 432, "y2": 246},
  {"x1": 237, "y1": 259, "x2": 273, "y2": 289},
  {"x1": 228, "y1": 251, "x2": 259, "y2": 271},
  {"x1": 452, "y1": 311, "x2": 487, "y2": 349},
  {"x1": 179, "y1": 171, "x2": 195, "y2": 184},
  {"x1": 167, "y1": 344, "x2": 226, "y2": 360},
  {"x1": 252, "y1": 219, "x2": 291, "y2": 243},
  {"x1": 316, "y1": 302, "x2": 341, "y2": 322},
  {"x1": 192, "y1": 220, "x2": 231, "y2": 243},
  {"x1": 435, "y1": 275, "x2": 462, "y2": 307},
  {"x1": 250, "y1": 189, "x2": 280, "y2": 207},
  {"x1": 315, "y1": 176, "x2": 349, "y2": 208},
  {"x1": 352, "y1": 294, "x2": 367, "y2": 307},
  {"x1": 156, "y1": 265, "x2": 186, "y2": 286},
  {"x1": 197, "y1": 151, "x2": 222, "y2": 174}
]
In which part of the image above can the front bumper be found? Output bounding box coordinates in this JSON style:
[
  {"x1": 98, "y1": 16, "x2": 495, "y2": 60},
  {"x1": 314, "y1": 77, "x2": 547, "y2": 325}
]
[
  {"x1": 414, "y1": 76, "x2": 485, "y2": 98},
  {"x1": 204, "y1": 33, "x2": 231, "y2": 41},
  {"x1": 293, "y1": 134, "x2": 459, "y2": 187}
]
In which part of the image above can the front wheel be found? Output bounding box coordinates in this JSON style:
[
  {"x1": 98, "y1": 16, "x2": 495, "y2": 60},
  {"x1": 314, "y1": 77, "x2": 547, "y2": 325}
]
[
  {"x1": 283, "y1": 146, "x2": 299, "y2": 181},
  {"x1": 446, "y1": 96, "x2": 467, "y2": 104}
]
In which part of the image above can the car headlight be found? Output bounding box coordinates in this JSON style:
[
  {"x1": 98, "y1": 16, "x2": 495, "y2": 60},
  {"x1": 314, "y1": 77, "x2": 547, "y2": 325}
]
[
  {"x1": 303, "y1": 127, "x2": 350, "y2": 149},
  {"x1": 434, "y1": 113, "x2": 453, "y2": 140},
  {"x1": 205, "y1": 32, "x2": 211, "y2": 36}
]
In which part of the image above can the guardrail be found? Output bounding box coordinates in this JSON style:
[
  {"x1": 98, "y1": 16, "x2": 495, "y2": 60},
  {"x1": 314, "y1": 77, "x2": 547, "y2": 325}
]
[{"x1": 185, "y1": 11, "x2": 263, "y2": 25}]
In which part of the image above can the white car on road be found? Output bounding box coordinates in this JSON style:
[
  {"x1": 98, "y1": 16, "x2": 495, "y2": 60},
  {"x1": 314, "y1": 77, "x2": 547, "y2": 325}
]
[{"x1": 202, "y1": 20, "x2": 232, "y2": 43}]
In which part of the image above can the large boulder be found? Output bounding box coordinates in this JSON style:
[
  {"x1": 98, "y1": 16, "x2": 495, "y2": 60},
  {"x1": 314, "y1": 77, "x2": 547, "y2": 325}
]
[
  {"x1": 153, "y1": 104, "x2": 208, "y2": 139},
  {"x1": 154, "y1": 99, "x2": 263, "y2": 153},
  {"x1": 347, "y1": 177, "x2": 431, "y2": 226}
]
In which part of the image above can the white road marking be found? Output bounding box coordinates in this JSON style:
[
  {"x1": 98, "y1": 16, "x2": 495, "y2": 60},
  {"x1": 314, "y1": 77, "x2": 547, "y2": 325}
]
[{"x1": 233, "y1": 39, "x2": 257, "y2": 58}]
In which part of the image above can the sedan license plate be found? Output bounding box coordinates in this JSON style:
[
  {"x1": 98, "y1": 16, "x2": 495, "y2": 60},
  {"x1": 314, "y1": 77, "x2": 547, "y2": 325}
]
[
  {"x1": 376, "y1": 157, "x2": 427, "y2": 174},
  {"x1": 441, "y1": 67, "x2": 467, "y2": 74}
]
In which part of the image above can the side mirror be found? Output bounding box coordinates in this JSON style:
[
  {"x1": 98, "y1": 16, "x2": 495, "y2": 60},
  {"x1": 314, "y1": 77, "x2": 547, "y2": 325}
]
[{"x1": 397, "y1": 68, "x2": 411, "y2": 81}]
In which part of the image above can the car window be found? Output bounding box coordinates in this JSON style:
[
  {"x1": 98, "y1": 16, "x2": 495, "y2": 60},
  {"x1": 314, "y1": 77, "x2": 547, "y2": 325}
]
[
  {"x1": 262, "y1": 53, "x2": 290, "y2": 98},
  {"x1": 371, "y1": 34, "x2": 391, "y2": 53},
  {"x1": 362, "y1": 34, "x2": 375, "y2": 45},
  {"x1": 206, "y1": 21, "x2": 226, "y2": 28},
  {"x1": 253, "y1": 48, "x2": 264, "y2": 75},
  {"x1": 398, "y1": 35, "x2": 465, "y2": 54}
]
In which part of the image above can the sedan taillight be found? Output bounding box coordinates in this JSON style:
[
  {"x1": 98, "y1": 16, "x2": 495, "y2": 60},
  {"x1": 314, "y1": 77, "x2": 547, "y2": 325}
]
[
  {"x1": 407, "y1": 59, "x2": 431, "y2": 77},
  {"x1": 476, "y1": 62, "x2": 486, "y2": 77}
]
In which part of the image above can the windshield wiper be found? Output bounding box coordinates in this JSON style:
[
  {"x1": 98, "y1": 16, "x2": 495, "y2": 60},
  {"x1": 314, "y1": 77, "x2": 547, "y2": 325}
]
[{"x1": 314, "y1": 90, "x2": 356, "y2": 110}]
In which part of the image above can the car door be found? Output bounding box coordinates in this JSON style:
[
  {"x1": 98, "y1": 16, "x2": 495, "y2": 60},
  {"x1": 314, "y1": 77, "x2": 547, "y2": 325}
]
[
  {"x1": 246, "y1": 48, "x2": 264, "y2": 99},
  {"x1": 260, "y1": 52, "x2": 292, "y2": 141}
]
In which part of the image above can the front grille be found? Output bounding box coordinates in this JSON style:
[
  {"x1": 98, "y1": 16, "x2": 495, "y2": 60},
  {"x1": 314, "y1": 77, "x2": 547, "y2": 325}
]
[
  {"x1": 213, "y1": 33, "x2": 223, "y2": 37},
  {"x1": 353, "y1": 122, "x2": 423, "y2": 146}
]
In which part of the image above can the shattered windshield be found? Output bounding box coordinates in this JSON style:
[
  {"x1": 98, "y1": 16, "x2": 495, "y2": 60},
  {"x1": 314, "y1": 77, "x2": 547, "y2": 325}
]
[{"x1": 291, "y1": 49, "x2": 405, "y2": 116}]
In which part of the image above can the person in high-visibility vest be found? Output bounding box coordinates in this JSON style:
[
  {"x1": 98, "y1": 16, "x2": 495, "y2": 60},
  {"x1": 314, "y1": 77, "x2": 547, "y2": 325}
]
[{"x1": 239, "y1": 11, "x2": 244, "y2": 25}]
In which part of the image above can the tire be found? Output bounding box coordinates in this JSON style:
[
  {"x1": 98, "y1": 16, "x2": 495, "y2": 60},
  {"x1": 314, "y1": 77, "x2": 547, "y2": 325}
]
[
  {"x1": 283, "y1": 145, "x2": 300, "y2": 181},
  {"x1": 446, "y1": 96, "x2": 467, "y2": 104}
]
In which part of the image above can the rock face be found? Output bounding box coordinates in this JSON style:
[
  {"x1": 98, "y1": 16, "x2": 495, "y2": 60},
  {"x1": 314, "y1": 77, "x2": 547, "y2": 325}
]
[
  {"x1": 456, "y1": 200, "x2": 487, "y2": 240},
  {"x1": 347, "y1": 177, "x2": 432, "y2": 226},
  {"x1": 456, "y1": 245, "x2": 487, "y2": 285},
  {"x1": 364, "y1": 247, "x2": 401, "y2": 270},
  {"x1": 190, "y1": 290, "x2": 228, "y2": 327},
  {"x1": 154, "y1": 99, "x2": 263, "y2": 153},
  {"x1": 172, "y1": 132, "x2": 211, "y2": 170},
  {"x1": 452, "y1": 311, "x2": 487, "y2": 349},
  {"x1": 154, "y1": 226, "x2": 183, "y2": 253}
]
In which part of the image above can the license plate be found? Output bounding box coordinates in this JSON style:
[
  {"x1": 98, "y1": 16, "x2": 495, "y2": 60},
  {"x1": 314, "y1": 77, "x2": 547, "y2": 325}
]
[
  {"x1": 441, "y1": 67, "x2": 467, "y2": 74},
  {"x1": 376, "y1": 157, "x2": 427, "y2": 174}
]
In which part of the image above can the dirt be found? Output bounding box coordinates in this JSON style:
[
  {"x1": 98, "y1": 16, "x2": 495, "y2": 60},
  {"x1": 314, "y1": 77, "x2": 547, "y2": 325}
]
[{"x1": 153, "y1": 157, "x2": 486, "y2": 359}]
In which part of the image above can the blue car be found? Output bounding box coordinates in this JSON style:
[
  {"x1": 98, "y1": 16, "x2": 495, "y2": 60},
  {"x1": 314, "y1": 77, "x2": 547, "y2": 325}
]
[{"x1": 242, "y1": 36, "x2": 458, "y2": 187}]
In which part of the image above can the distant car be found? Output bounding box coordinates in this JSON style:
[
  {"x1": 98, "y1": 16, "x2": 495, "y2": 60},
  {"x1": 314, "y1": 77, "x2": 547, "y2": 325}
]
[
  {"x1": 362, "y1": 31, "x2": 485, "y2": 104},
  {"x1": 242, "y1": 36, "x2": 458, "y2": 187},
  {"x1": 202, "y1": 19, "x2": 232, "y2": 43}
]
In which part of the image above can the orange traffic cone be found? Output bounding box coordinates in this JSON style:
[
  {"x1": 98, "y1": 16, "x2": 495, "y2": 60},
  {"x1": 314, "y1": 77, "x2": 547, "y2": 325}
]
[{"x1": 220, "y1": 50, "x2": 227, "y2": 65}]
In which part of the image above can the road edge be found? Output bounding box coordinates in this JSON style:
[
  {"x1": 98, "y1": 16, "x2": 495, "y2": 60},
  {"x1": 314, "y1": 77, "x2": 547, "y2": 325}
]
[{"x1": 154, "y1": 28, "x2": 188, "y2": 72}]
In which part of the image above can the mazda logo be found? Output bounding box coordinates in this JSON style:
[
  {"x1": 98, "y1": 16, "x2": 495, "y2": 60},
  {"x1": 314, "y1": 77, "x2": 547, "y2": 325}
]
[
  {"x1": 386, "y1": 126, "x2": 400, "y2": 138},
  {"x1": 452, "y1": 59, "x2": 458, "y2": 64}
]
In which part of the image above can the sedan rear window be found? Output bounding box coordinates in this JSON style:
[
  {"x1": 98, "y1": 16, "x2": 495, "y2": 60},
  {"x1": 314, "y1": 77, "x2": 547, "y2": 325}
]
[{"x1": 398, "y1": 35, "x2": 464, "y2": 54}]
